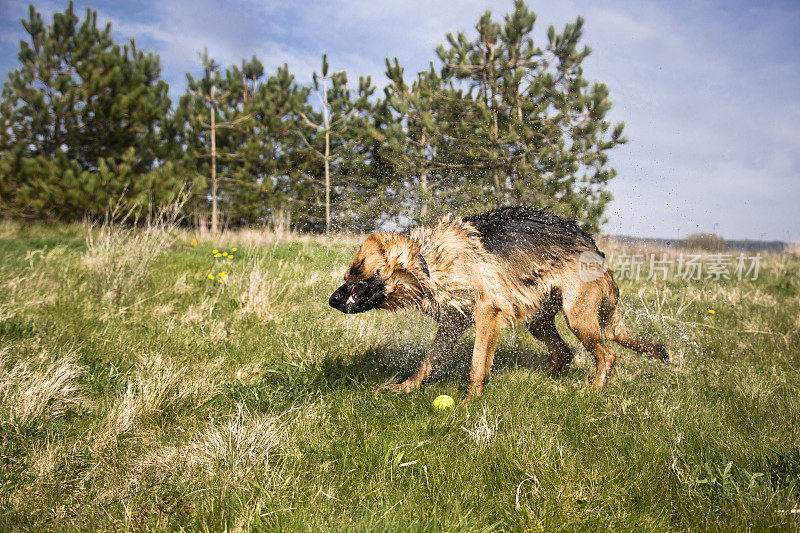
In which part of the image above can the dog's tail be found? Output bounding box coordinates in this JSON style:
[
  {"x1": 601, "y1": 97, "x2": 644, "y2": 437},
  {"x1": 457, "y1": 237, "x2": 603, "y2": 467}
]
[
  {"x1": 604, "y1": 304, "x2": 668, "y2": 362},
  {"x1": 597, "y1": 274, "x2": 668, "y2": 363}
]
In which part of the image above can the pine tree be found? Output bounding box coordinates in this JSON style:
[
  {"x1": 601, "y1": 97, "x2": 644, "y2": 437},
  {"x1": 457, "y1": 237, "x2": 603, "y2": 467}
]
[
  {"x1": 383, "y1": 59, "x2": 471, "y2": 225},
  {"x1": 432, "y1": 0, "x2": 625, "y2": 231},
  {"x1": 229, "y1": 60, "x2": 309, "y2": 227},
  {"x1": 176, "y1": 56, "x2": 309, "y2": 230},
  {"x1": 177, "y1": 51, "x2": 252, "y2": 232},
  {"x1": 296, "y1": 54, "x2": 343, "y2": 233},
  {"x1": 295, "y1": 54, "x2": 376, "y2": 233},
  {"x1": 332, "y1": 74, "x2": 390, "y2": 232},
  {"x1": 0, "y1": 2, "x2": 172, "y2": 220}
]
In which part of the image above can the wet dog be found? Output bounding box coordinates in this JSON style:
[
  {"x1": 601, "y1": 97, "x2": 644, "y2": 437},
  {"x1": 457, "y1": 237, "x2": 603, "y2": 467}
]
[{"x1": 329, "y1": 206, "x2": 667, "y2": 402}]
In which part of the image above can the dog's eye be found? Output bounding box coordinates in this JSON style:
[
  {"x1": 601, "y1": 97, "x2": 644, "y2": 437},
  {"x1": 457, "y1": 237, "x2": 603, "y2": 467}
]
[{"x1": 375, "y1": 269, "x2": 380, "y2": 276}]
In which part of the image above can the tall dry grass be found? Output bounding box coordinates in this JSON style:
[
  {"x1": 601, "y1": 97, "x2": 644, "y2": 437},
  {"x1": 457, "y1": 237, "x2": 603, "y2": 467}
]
[
  {"x1": 228, "y1": 255, "x2": 311, "y2": 322},
  {"x1": 139, "y1": 402, "x2": 296, "y2": 489},
  {"x1": 186, "y1": 222, "x2": 365, "y2": 250},
  {"x1": 97, "y1": 352, "x2": 217, "y2": 450},
  {"x1": 0, "y1": 348, "x2": 87, "y2": 432},
  {"x1": 83, "y1": 198, "x2": 185, "y2": 307},
  {"x1": 0, "y1": 219, "x2": 21, "y2": 239}
]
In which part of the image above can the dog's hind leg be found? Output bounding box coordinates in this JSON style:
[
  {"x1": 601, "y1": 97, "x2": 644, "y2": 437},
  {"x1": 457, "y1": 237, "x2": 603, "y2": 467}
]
[
  {"x1": 389, "y1": 317, "x2": 468, "y2": 394},
  {"x1": 562, "y1": 282, "x2": 618, "y2": 389},
  {"x1": 529, "y1": 313, "x2": 574, "y2": 374}
]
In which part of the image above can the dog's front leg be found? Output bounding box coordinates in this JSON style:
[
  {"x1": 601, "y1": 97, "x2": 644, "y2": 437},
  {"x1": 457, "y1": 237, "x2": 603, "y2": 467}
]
[
  {"x1": 389, "y1": 317, "x2": 467, "y2": 393},
  {"x1": 463, "y1": 303, "x2": 502, "y2": 404}
]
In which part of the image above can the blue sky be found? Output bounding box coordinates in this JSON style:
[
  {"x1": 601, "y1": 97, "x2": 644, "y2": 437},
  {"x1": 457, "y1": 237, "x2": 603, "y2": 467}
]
[{"x1": 1, "y1": 0, "x2": 798, "y2": 241}]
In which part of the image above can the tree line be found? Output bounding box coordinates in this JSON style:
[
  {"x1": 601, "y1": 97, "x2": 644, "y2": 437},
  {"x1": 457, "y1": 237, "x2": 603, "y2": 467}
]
[{"x1": 0, "y1": 1, "x2": 626, "y2": 233}]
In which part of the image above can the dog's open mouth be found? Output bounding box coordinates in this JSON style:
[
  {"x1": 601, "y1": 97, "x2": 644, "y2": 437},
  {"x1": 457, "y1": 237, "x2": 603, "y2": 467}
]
[
  {"x1": 346, "y1": 281, "x2": 366, "y2": 305},
  {"x1": 329, "y1": 277, "x2": 385, "y2": 313}
]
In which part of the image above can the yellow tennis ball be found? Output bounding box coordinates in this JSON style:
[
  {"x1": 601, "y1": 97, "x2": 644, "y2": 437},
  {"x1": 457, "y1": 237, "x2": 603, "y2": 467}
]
[{"x1": 432, "y1": 394, "x2": 455, "y2": 412}]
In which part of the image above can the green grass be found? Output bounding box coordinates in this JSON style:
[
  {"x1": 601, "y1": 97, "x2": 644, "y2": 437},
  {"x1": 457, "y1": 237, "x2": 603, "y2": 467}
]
[{"x1": 0, "y1": 222, "x2": 799, "y2": 531}]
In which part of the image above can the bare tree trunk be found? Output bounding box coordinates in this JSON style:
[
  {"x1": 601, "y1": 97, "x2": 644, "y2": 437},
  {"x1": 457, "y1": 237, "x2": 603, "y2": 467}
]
[
  {"x1": 210, "y1": 87, "x2": 218, "y2": 234},
  {"x1": 492, "y1": 168, "x2": 501, "y2": 198},
  {"x1": 419, "y1": 128, "x2": 429, "y2": 221},
  {"x1": 324, "y1": 129, "x2": 330, "y2": 233},
  {"x1": 489, "y1": 86, "x2": 503, "y2": 200},
  {"x1": 323, "y1": 83, "x2": 331, "y2": 234},
  {"x1": 481, "y1": 36, "x2": 503, "y2": 201},
  {"x1": 420, "y1": 168, "x2": 428, "y2": 217}
]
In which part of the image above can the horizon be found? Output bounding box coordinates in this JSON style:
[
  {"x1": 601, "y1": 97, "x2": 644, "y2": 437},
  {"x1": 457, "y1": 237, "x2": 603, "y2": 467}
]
[{"x1": 1, "y1": 0, "x2": 798, "y2": 242}]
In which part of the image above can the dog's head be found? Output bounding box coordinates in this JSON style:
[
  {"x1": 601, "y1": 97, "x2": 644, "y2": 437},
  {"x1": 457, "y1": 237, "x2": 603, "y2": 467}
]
[{"x1": 329, "y1": 233, "x2": 426, "y2": 314}]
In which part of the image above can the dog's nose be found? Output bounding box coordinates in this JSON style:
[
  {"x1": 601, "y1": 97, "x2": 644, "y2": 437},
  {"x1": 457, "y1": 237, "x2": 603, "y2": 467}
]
[{"x1": 329, "y1": 283, "x2": 348, "y2": 310}]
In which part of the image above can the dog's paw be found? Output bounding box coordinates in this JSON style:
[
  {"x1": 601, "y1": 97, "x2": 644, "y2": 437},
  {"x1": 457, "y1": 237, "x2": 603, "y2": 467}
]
[
  {"x1": 652, "y1": 344, "x2": 669, "y2": 363},
  {"x1": 378, "y1": 381, "x2": 415, "y2": 394}
]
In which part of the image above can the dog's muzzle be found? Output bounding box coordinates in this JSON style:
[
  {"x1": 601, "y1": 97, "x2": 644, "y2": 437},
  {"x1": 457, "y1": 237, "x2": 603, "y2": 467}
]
[{"x1": 329, "y1": 277, "x2": 385, "y2": 314}]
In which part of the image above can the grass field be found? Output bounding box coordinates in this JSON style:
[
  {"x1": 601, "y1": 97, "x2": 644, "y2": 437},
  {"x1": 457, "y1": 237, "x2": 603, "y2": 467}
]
[{"x1": 1, "y1": 221, "x2": 799, "y2": 531}]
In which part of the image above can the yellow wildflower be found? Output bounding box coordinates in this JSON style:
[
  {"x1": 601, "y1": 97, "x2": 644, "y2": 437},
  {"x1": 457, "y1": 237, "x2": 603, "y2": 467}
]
[
  {"x1": 215, "y1": 253, "x2": 222, "y2": 258},
  {"x1": 207, "y1": 274, "x2": 215, "y2": 280},
  {"x1": 228, "y1": 255, "x2": 234, "y2": 259},
  {"x1": 231, "y1": 247, "x2": 238, "y2": 252},
  {"x1": 191, "y1": 239, "x2": 197, "y2": 246},
  {"x1": 708, "y1": 309, "x2": 715, "y2": 315},
  {"x1": 212, "y1": 249, "x2": 219, "y2": 254},
  {"x1": 222, "y1": 252, "x2": 228, "y2": 257},
  {"x1": 219, "y1": 272, "x2": 227, "y2": 279}
]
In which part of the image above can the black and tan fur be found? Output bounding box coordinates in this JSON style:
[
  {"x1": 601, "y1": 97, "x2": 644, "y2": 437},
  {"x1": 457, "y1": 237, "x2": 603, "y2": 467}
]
[{"x1": 329, "y1": 206, "x2": 667, "y2": 402}]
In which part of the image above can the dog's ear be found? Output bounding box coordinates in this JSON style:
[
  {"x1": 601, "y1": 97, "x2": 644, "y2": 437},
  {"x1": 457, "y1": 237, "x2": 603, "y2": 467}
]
[
  {"x1": 395, "y1": 257, "x2": 429, "y2": 284},
  {"x1": 383, "y1": 241, "x2": 429, "y2": 288},
  {"x1": 389, "y1": 266, "x2": 421, "y2": 286},
  {"x1": 372, "y1": 234, "x2": 430, "y2": 310}
]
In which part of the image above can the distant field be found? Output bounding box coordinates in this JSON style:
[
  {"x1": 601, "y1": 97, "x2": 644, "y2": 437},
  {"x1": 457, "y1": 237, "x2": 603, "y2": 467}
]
[{"x1": 1, "y1": 222, "x2": 799, "y2": 531}]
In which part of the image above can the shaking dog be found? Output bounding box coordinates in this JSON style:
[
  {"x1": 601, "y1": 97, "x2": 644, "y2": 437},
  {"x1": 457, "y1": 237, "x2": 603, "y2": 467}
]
[{"x1": 329, "y1": 207, "x2": 667, "y2": 402}]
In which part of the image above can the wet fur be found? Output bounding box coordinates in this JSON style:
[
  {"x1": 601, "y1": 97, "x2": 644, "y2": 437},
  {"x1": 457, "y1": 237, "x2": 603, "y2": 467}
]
[{"x1": 330, "y1": 206, "x2": 667, "y2": 401}]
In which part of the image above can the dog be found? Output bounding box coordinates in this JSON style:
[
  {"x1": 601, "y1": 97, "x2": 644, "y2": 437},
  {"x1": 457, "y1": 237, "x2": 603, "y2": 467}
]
[{"x1": 329, "y1": 206, "x2": 667, "y2": 402}]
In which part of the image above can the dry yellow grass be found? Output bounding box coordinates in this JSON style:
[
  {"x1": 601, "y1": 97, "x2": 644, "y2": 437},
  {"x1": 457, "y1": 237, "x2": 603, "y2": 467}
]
[
  {"x1": 140, "y1": 403, "x2": 295, "y2": 483},
  {"x1": 96, "y1": 353, "x2": 218, "y2": 450},
  {"x1": 0, "y1": 348, "x2": 88, "y2": 431}
]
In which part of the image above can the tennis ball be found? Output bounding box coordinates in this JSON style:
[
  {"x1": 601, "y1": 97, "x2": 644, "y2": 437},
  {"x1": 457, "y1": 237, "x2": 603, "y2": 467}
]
[{"x1": 432, "y1": 394, "x2": 455, "y2": 411}]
